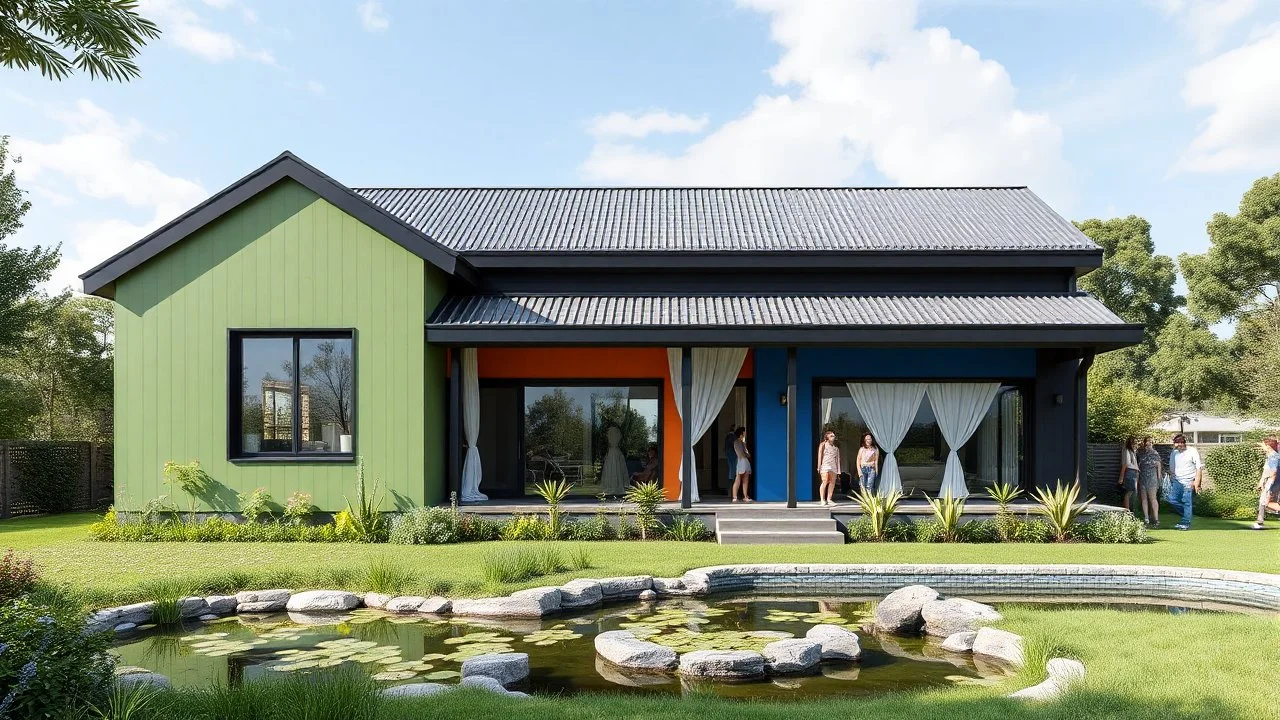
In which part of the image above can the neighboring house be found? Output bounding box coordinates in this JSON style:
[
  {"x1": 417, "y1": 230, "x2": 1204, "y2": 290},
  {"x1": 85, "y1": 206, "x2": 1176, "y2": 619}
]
[
  {"x1": 81, "y1": 152, "x2": 1142, "y2": 512},
  {"x1": 1150, "y1": 414, "x2": 1273, "y2": 445}
]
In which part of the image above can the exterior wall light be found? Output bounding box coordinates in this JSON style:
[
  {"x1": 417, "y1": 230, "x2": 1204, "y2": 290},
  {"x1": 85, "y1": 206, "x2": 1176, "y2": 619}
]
[{"x1": 780, "y1": 392, "x2": 788, "y2": 406}]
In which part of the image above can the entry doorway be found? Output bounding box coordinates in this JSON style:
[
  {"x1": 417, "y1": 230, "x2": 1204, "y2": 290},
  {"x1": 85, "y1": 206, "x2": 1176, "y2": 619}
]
[{"x1": 693, "y1": 382, "x2": 752, "y2": 499}]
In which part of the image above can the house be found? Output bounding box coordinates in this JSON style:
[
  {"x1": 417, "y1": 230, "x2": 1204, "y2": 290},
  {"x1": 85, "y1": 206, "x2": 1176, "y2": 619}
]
[
  {"x1": 1150, "y1": 413, "x2": 1273, "y2": 445},
  {"x1": 81, "y1": 152, "x2": 1142, "y2": 512}
]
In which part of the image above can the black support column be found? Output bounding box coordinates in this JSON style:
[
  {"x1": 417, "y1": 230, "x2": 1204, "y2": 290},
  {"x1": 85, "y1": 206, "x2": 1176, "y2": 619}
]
[
  {"x1": 448, "y1": 349, "x2": 462, "y2": 503},
  {"x1": 1075, "y1": 349, "x2": 1095, "y2": 487},
  {"x1": 681, "y1": 346, "x2": 693, "y2": 509},
  {"x1": 786, "y1": 346, "x2": 797, "y2": 509}
]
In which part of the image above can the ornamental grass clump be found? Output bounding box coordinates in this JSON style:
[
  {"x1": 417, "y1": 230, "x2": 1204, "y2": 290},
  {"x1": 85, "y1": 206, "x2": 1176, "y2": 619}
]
[
  {"x1": 362, "y1": 556, "x2": 414, "y2": 595},
  {"x1": 1031, "y1": 480, "x2": 1094, "y2": 542},
  {"x1": 532, "y1": 477, "x2": 575, "y2": 539},
  {"x1": 624, "y1": 480, "x2": 665, "y2": 540},
  {"x1": 924, "y1": 493, "x2": 966, "y2": 542},
  {"x1": 342, "y1": 459, "x2": 387, "y2": 543},
  {"x1": 663, "y1": 512, "x2": 712, "y2": 541},
  {"x1": 985, "y1": 480, "x2": 1025, "y2": 542},
  {"x1": 851, "y1": 488, "x2": 901, "y2": 541}
]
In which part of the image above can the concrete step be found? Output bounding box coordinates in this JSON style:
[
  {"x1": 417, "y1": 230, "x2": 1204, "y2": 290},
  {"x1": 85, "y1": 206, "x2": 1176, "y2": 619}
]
[
  {"x1": 716, "y1": 530, "x2": 847, "y2": 545},
  {"x1": 714, "y1": 507, "x2": 834, "y2": 520},
  {"x1": 715, "y1": 518, "x2": 839, "y2": 533}
]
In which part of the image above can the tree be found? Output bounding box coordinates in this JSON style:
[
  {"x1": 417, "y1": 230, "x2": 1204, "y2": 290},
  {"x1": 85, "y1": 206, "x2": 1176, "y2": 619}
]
[
  {"x1": 524, "y1": 389, "x2": 586, "y2": 463},
  {"x1": 1147, "y1": 313, "x2": 1241, "y2": 407},
  {"x1": 591, "y1": 391, "x2": 655, "y2": 460},
  {"x1": 1231, "y1": 306, "x2": 1280, "y2": 412},
  {"x1": 1086, "y1": 369, "x2": 1169, "y2": 443},
  {"x1": 1075, "y1": 216, "x2": 1183, "y2": 385},
  {"x1": 1181, "y1": 172, "x2": 1280, "y2": 324},
  {"x1": 0, "y1": 137, "x2": 60, "y2": 358},
  {"x1": 300, "y1": 340, "x2": 354, "y2": 435},
  {"x1": 0, "y1": 0, "x2": 160, "y2": 81}
]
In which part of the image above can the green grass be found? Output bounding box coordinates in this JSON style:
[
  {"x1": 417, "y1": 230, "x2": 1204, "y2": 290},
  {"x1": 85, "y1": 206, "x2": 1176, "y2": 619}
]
[
  {"x1": 79, "y1": 606, "x2": 1278, "y2": 719},
  {"x1": 1, "y1": 511, "x2": 1276, "y2": 609}
]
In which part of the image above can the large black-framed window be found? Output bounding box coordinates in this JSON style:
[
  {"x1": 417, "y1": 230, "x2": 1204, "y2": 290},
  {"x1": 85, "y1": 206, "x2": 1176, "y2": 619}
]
[{"x1": 229, "y1": 329, "x2": 356, "y2": 461}]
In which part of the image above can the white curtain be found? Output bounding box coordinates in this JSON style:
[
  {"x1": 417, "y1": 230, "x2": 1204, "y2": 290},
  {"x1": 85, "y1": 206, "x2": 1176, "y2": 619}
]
[
  {"x1": 1000, "y1": 391, "x2": 1020, "y2": 485},
  {"x1": 668, "y1": 347, "x2": 748, "y2": 503},
  {"x1": 977, "y1": 403, "x2": 999, "y2": 485},
  {"x1": 821, "y1": 397, "x2": 834, "y2": 427},
  {"x1": 460, "y1": 348, "x2": 487, "y2": 503},
  {"x1": 927, "y1": 382, "x2": 1001, "y2": 499},
  {"x1": 847, "y1": 383, "x2": 926, "y2": 497}
]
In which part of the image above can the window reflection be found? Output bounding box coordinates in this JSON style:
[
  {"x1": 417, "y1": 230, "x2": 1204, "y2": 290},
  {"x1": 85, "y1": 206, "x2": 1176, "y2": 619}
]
[
  {"x1": 300, "y1": 338, "x2": 354, "y2": 453},
  {"x1": 234, "y1": 333, "x2": 354, "y2": 457}
]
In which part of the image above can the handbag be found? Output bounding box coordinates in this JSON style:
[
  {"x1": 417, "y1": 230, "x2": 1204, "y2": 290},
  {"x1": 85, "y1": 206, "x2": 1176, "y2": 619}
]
[{"x1": 837, "y1": 472, "x2": 853, "y2": 494}]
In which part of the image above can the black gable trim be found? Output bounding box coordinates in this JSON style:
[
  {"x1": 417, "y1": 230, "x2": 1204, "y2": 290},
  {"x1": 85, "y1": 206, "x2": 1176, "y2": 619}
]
[{"x1": 80, "y1": 151, "x2": 468, "y2": 298}]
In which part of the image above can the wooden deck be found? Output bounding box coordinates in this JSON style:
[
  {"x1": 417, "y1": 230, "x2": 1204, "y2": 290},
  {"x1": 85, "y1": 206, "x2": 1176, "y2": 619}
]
[{"x1": 457, "y1": 498, "x2": 1124, "y2": 516}]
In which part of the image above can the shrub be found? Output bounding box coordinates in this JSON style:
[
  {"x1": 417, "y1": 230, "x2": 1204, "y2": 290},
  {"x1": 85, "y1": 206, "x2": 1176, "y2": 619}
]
[
  {"x1": 457, "y1": 513, "x2": 501, "y2": 542},
  {"x1": 1204, "y1": 443, "x2": 1264, "y2": 496},
  {"x1": 0, "y1": 598, "x2": 114, "y2": 718},
  {"x1": 237, "y1": 487, "x2": 273, "y2": 524},
  {"x1": 882, "y1": 520, "x2": 916, "y2": 542},
  {"x1": 532, "y1": 477, "x2": 575, "y2": 539},
  {"x1": 925, "y1": 493, "x2": 966, "y2": 542},
  {"x1": 12, "y1": 443, "x2": 83, "y2": 513},
  {"x1": 0, "y1": 549, "x2": 38, "y2": 603},
  {"x1": 1013, "y1": 517, "x2": 1054, "y2": 543},
  {"x1": 282, "y1": 491, "x2": 314, "y2": 525},
  {"x1": 851, "y1": 488, "x2": 901, "y2": 541},
  {"x1": 1194, "y1": 491, "x2": 1257, "y2": 519},
  {"x1": 499, "y1": 513, "x2": 551, "y2": 541},
  {"x1": 663, "y1": 512, "x2": 712, "y2": 541},
  {"x1": 624, "y1": 481, "x2": 665, "y2": 540},
  {"x1": 564, "y1": 512, "x2": 614, "y2": 541},
  {"x1": 162, "y1": 459, "x2": 210, "y2": 519},
  {"x1": 139, "y1": 496, "x2": 172, "y2": 525},
  {"x1": 957, "y1": 518, "x2": 1001, "y2": 543},
  {"x1": 388, "y1": 507, "x2": 459, "y2": 544},
  {"x1": 911, "y1": 519, "x2": 945, "y2": 543},
  {"x1": 1031, "y1": 481, "x2": 1094, "y2": 542},
  {"x1": 1073, "y1": 511, "x2": 1149, "y2": 543}
]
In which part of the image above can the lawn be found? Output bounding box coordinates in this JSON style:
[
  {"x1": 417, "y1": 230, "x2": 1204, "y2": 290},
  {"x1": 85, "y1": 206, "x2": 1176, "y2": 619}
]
[{"x1": 2, "y1": 510, "x2": 1276, "y2": 608}]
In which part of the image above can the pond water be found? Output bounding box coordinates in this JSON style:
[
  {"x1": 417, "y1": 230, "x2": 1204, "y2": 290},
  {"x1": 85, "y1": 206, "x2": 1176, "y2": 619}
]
[{"x1": 112, "y1": 597, "x2": 1020, "y2": 699}]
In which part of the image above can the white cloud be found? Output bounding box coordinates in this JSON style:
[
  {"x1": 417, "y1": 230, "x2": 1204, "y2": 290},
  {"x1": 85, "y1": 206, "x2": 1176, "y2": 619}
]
[
  {"x1": 358, "y1": 0, "x2": 390, "y2": 32},
  {"x1": 10, "y1": 100, "x2": 207, "y2": 292},
  {"x1": 588, "y1": 111, "x2": 710, "y2": 139},
  {"x1": 1175, "y1": 24, "x2": 1280, "y2": 172},
  {"x1": 580, "y1": 0, "x2": 1072, "y2": 207},
  {"x1": 1154, "y1": 0, "x2": 1257, "y2": 53},
  {"x1": 139, "y1": 0, "x2": 274, "y2": 63}
]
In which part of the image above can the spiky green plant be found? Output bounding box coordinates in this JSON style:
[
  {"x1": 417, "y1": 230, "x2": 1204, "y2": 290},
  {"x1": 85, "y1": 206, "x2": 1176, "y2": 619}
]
[
  {"x1": 925, "y1": 493, "x2": 967, "y2": 543},
  {"x1": 342, "y1": 458, "x2": 387, "y2": 542},
  {"x1": 1031, "y1": 480, "x2": 1095, "y2": 542},
  {"x1": 851, "y1": 488, "x2": 901, "y2": 542},
  {"x1": 985, "y1": 481, "x2": 1024, "y2": 511},
  {"x1": 532, "y1": 477, "x2": 575, "y2": 539},
  {"x1": 624, "y1": 480, "x2": 665, "y2": 540}
]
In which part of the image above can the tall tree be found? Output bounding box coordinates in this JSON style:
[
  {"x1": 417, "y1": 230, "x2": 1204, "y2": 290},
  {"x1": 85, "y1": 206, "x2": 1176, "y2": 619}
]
[
  {"x1": 1147, "y1": 313, "x2": 1240, "y2": 407},
  {"x1": 1181, "y1": 173, "x2": 1280, "y2": 323},
  {"x1": 1075, "y1": 216, "x2": 1182, "y2": 386},
  {"x1": 0, "y1": 0, "x2": 159, "y2": 81},
  {"x1": 0, "y1": 136, "x2": 60, "y2": 358}
]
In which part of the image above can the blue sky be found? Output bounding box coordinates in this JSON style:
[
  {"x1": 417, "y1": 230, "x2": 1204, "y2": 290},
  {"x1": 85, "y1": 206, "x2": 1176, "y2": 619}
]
[{"x1": 4, "y1": 0, "x2": 1279, "y2": 293}]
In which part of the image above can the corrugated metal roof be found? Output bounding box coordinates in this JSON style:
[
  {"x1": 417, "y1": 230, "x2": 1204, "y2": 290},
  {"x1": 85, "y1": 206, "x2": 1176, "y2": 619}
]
[
  {"x1": 429, "y1": 294, "x2": 1126, "y2": 328},
  {"x1": 354, "y1": 187, "x2": 1097, "y2": 253}
]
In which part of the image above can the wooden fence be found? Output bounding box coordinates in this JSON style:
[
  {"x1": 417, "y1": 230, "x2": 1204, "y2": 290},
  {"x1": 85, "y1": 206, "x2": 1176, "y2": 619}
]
[{"x1": 0, "y1": 441, "x2": 113, "y2": 518}]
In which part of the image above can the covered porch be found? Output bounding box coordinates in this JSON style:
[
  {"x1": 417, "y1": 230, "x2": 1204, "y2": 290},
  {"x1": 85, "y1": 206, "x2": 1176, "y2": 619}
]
[{"x1": 433, "y1": 294, "x2": 1142, "y2": 510}]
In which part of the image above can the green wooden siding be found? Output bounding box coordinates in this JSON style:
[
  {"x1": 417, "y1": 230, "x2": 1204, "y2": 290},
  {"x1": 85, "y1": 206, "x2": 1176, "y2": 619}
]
[{"x1": 113, "y1": 179, "x2": 446, "y2": 511}]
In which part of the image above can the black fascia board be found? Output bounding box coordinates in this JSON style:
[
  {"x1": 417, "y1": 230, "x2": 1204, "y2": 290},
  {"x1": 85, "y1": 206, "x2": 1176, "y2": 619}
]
[
  {"x1": 425, "y1": 323, "x2": 1144, "y2": 351},
  {"x1": 80, "y1": 151, "x2": 473, "y2": 298},
  {"x1": 457, "y1": 249, "x2": 1104, "y2": 275}
]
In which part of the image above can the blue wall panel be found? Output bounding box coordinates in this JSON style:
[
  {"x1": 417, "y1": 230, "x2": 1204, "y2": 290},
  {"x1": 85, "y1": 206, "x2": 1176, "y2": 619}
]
[{"x1": 752, "y1": 348, "x2": 1036, "y2": 502}]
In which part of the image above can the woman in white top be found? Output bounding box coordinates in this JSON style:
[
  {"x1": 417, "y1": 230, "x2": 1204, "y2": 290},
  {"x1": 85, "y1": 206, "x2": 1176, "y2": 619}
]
[
  {"x1": 732, "y1": 427, "x2": 753, "y2": 503},
  {"x1": 1117, "y1": 436, "x2": 1139, "y2": 513},
  {"x1": 816, "y1": 430, "x2": 841, "y2": 507}
]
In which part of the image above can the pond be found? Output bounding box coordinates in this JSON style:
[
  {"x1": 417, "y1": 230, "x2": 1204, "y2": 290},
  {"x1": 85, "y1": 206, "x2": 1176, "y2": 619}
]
[{"x1": 112, "y1": 596, "x2": 1024, "y2": 699}]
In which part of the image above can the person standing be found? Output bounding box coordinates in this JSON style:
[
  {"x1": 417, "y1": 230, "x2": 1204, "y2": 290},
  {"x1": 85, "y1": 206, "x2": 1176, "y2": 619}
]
[
  {"x1": 1117, "y1": 436, "x2": 1139, "y2": 513},
  {"x1": 724, "y1": 426, "x2": 739, "y2": 492},
  {"x1": 857, "y1": 433, "x2": 880, "y2": 495},
  {"x1": 732, "y1": 427, "x2": 753, "y2": 502},
  {"x1": 1166, "y1": 433, "x2": 1202, "y2": 531},
  {"x1": 817, "y1": 430, "x2": 842, "y2": 507},
  {"x1": 1252, "y1": 437, "x2": 1280, "y2": 530},
  {"x1": 1137, "y1": 436, "x2": 1162, "y2": 527}
]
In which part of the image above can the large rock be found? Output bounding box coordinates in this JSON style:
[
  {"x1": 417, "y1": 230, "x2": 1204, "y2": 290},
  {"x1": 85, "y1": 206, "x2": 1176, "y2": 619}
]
[
  {"x1": 453, "y1": 595, "x2": 554, "y2": 619},
  {"x1": 178, "y1": 597, "x2": 209, "y2": 619},
  {"x1": 652, "y1": 577, "x2": 692, "y2": 596},
  {"x1": 418, "y1": 596, "x2": 451, "y2": 614},
  {"x1": 761, "y1": 639, "x2": 822, "y2": 674},
  {"x1": 594, "y1": 630, "x2": 678, "y2": 670},
  {"x1": 113, "y1": 622, "x2": 137, "y2": 633},
  {"x1": 459, "y1": 675, "x2": 530, "y2": 698},
  {"x1": 678, "y1": 650, "x2": 766, "y2": 678},
  {"x1": 940, "y1": 631, "x2": 978, "y2": 653},
  {"x1": 461, "y1": 652, "x2": 530, "y2": 686},
  {"x1": 559, "y1": 579, "x2": 603, "y2": 609},
  {"x1": 594, "y1": 656, "x2": 678, "y2": 687},
  {"x1": 511, "y1": 587, "x2": 561, "y2": 613},
  {"x1": 88, "y1": 602, "x2": 155, "y2": 633},
  {"x1": 287, "y1": 611, "x2": 354, "y2": 626},
  {"x1": 235, "y1": 589, "x2": 290, "y2": 613},
  {"x1": 972, "y1": 627, "x2": 1025, "y2": 667},
  {"x1": 385, "y1": 596, "x2": 428, "y2": 613},
  {"x1": 875, "y1": 585, "x2": 939, "y2": 634},
  {"x1": 285, "y1": 590, "x2": 360, "y2": 613},
  {"x1": 921, "y1": 598, "x2": 1002, "y2": 637},
  {"x1": 1009, "y1": 658, "x2": 1086, "y2": 701},
  {"x1": 380, "y1": 682, "x2": 449, "y2": 698},
  {"x1": 364, "y1": 592, "x2": 392, "y2": 609},
  {"x1": 596, "y1": 576, "x2": 653, "y2": 601},
  {"x1": 205, "y1": 595, "x2": 238, "y2": 615},
  {"x1": 805, "y1": 624, "x2": 863, "y2": 661}
]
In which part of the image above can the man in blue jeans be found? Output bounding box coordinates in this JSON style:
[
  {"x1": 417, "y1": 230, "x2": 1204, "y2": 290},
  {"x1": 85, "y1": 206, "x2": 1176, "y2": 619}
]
[{"x1": 1166, "y1": 433, "x2": 1203, "y2": 530}]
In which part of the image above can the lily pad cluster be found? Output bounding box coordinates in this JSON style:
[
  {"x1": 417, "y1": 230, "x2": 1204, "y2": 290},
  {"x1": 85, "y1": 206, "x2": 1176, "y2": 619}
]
[
  {"x1": 439, "y1": 631, "x2": 517, "y2": 661},
  {"x1": 646, "y1": 627, "x2": 792, "y2": 653},
  {"x1": 522, "y1": 625, "x2": 583, "y2": 646},
  {"x1": 762, "y1": 609, "x2": 860, "y2": 626},
  {"x1": 180, "y1": 632, "x2": 270, "y2": 657}
]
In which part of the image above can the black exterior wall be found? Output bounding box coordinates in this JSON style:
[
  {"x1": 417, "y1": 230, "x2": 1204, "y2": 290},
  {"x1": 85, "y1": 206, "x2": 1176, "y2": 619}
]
[{"x1": 1033, "y1": 349, "x2": 1085, "y2": 489}]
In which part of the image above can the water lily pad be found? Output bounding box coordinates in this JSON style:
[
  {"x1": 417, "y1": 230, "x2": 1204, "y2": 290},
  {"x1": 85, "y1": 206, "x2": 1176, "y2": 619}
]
[
  {"x1": 372, "y1": 670, "x2": 418, "y2": 681},
  {"x1": 422, "y1": 670, "x2": 461, "y2": 680},
  {"x1": 521, "y1": 629, "x2": 582, "y2": 645}
]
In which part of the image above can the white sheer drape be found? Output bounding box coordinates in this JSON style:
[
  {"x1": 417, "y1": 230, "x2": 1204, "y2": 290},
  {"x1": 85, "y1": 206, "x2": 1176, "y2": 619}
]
[
  {"x1": 821, "y1": 398, "x2": 834, "y2": 427},
  {"x1": 847, "y1": 383, "x2": 926, "y2": 497},
  {"x1": 668, "y1": 348, "x2": 748, "y2": 503},
  {"x1": 978, "y1": 403, "x2": 999, "y2": 485},
  {"x1": 1000, "y1": 391, "x2": 1020, "y2": 485},
  {"x1": 460, "y1": 348, "x2": 487, "y2": 502},
  {"x1": 927, "y1": 382, "x2": 1001, "y2": 499}
]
